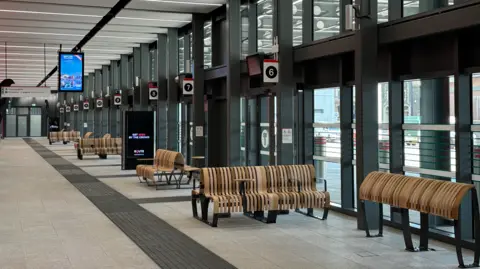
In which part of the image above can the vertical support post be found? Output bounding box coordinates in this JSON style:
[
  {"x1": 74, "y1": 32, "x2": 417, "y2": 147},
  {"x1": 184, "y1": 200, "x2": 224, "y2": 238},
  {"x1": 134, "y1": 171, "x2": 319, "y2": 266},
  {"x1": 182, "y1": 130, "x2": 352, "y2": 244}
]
[
  {"x1": 192, "y1": 14, "x2": 206, "y2": 162},
  {"x1": 388, "y1": 47, "x2": 405, "y2": 223},
  {"x1": 157, "y1": 34, "x2": 168, "y2": 150},
  {"x1": 247, "y1": 0, "x2": 257, "y2": 54},
  {"x1": 388, "y1": 0, "x2": 403, "y2": 20},
  {"x1": 302, "y1": 0, "x2": 313, "y2": 43},
  {"x1": 273, "y1": 0, "x2": 294, "y2": 165},
  {"x1": 102, "y1": 65, "x2": 109, "y2": 134},
  {"x1": 94, "y1": 69, "x2": 102, "y2": 136},
  {"x1": 133, "y1": 47, "x2": 141, "y2": 110},
  {"x1": 110, "y1": 60, "x2": 118, "y2": 137},
  {"x1": 340, "y1": 56, "x2": 354, "y2": 209},
  {"x1": 355, "y1": 0, "x2": 379, "y2": 230},
  {"x1": 140, "y1": 43, "x2": 150, "y2": 110},
  {"x1": 303, "y1": 90, "x2": 314, "y2": 165},
  {"x1": 227, "y1": 0, "x2": 241, "y2": 166},
  {"x1": 167, "y1": 29, "x2": 179, "y2": 151},
  {"x1": 184, "y1": 31, "x2": 191, "y2": 72},
  {"x1": 454, "y1": 36, "x2": 473, "y2": 240}
]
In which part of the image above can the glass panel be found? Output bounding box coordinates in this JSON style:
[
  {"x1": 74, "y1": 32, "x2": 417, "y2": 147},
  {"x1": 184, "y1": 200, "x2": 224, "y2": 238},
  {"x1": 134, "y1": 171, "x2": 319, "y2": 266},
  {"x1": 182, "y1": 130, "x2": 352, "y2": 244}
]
[
  {"x1": 313, "y1": 0, "x2": 340, "y2": 41},
  {"x1": 259, "y1": 96, "x2": 270, "y2": 165},
  {"x1": 150, "y1": 49, "x2": 157, "y2": 82},
  {"x1": 293, "y1": 0, "x2": 302, "y2": 46},
  {"x1": 403, "y1": 0, "x2": 420, "y2": 17},
  {"x1": 204, "y1": 21, "x2": 212, "y2": 69},
  {"x1": 6, "y1": 114, "x2": 16, "y2": 137},
  {"x1": 17, "y1": 116, "x2": 27, "y2": 137},
  {"x1": 179, "y1": 37, "x2": 185, "y2": 73},
  {"x1": 241, "y1": 4, "x2": 249, "y2": 59},
  {"x1": 17, "y1": 107, "x2": 28, "y2": 115},
  {"x1": 257, "y1": 0, "x2": 273, "y2": 53},
  {"x1": 473, "y1": 74, "x2": 480, "y2": 175},
  {"x1": 240, "y1": 97, "x2": 246, "y2": 165},
  {"x1": 378, "y1": 0, "x2": 388, "y2": 23},
  {"x1": 30, "y1": 115, "x2": 41, "y2": 136},
  {"x1": 189, "y1": 33, "x2": 193, "y2": 65}
]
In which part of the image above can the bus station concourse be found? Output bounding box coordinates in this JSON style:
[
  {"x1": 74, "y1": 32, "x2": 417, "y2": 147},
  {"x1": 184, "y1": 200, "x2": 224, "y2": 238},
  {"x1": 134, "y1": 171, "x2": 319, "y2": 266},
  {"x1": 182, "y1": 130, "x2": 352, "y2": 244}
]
[{"x1": 2, "y1": 0, "x2": 480, "y2": 268}]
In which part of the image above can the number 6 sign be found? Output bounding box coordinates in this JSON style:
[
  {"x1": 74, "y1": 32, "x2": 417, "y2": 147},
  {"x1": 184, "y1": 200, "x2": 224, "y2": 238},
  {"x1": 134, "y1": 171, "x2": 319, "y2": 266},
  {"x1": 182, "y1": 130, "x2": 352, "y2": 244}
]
[{"x1": 263, "y1": 59, "x2": 279, "y2": 83}]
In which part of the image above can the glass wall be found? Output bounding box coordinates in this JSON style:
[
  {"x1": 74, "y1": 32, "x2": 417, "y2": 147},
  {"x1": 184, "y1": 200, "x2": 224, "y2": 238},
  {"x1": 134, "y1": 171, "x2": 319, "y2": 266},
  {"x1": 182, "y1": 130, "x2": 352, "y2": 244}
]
[
  {"x1": 149, "y1": 48, "x2": 157, "y2": 82},
  {"x1": 178, "y1": 36, "x2": 185, "y2": 73},
  {"x1": 293, "y1": 0, "x2": 303, "y2": 46},
  {"x1": 257, "y1": 0, "x2": 273, "y2": 53},
  {"x1": 241, "y1": 4, "x2": 249, "y2": 58},
  {"x1": 403, "y1": 0, "x2": 454, "y2": 18},
  {"x1": 204, "y1": 21, "x2": 212, "y2": 69},
  {"x1": 472, "y1": 74, "x2": 480, "y2": 176},
  {"x1": 313, "y1": 0, "x2": 340, "y2": 41}
]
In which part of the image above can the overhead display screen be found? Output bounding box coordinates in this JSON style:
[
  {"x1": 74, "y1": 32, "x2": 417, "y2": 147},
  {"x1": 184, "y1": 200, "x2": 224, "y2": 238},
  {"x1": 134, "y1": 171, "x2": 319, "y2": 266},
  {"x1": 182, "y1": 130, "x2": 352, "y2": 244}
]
[{"x1": 58, "y1": 52, "x2": 84, "y2": 92}]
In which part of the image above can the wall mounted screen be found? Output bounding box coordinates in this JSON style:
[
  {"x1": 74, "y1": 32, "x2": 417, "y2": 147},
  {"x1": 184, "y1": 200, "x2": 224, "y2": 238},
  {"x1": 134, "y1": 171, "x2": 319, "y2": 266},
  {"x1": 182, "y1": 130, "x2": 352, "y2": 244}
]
[{"x1": 58, "y1": 52, "x2": 84, "y2": 92}]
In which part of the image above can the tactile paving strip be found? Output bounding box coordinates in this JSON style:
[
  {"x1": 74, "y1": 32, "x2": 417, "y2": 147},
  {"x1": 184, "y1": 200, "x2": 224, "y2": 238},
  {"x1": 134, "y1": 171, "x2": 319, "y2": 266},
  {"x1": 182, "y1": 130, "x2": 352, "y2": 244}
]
[{"x1": 24, "y1": 138, "x2": 235, "y2": 269}]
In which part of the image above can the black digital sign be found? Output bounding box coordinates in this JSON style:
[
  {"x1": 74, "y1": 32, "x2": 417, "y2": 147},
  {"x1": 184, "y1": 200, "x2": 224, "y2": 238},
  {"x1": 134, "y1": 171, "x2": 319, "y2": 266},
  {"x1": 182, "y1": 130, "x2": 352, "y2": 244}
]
[{"x1": 122, "y1": 111, "x2": 154, "y2": 170}]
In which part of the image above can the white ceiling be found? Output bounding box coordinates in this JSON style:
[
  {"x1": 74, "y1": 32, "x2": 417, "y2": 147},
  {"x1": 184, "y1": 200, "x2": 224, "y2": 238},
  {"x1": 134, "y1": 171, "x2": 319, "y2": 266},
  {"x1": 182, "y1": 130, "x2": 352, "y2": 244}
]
[{"x1": 0, "y1": 0, "x2": 225, "y2": 86}]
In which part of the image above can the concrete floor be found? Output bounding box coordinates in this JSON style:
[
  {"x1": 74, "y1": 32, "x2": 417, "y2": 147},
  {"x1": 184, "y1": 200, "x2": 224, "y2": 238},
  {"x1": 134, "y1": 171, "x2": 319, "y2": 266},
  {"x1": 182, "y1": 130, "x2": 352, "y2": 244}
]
[{"x1": 0, "y1": 137, "x2": 474, "y2": 269}]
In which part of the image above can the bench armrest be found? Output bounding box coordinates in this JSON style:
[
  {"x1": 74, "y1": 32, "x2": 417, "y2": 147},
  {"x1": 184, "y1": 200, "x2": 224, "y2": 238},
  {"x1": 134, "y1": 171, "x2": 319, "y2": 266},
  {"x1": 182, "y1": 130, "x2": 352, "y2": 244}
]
[
  {"x1": 235, "y1": 179, "x2": 254, "y2": 195},
  {"x1": 316, "y1": 178, "x2": 327, "y2": 191}
]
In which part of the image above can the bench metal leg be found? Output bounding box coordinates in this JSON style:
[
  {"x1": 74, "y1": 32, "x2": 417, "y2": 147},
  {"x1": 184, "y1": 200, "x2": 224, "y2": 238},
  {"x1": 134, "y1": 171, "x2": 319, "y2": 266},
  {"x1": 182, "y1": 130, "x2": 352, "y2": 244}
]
[
  {"x1": 243, "y1": 210, "x2": 278, "y2": 224},
  {"x1": 455, "y1": 189, "x2": 480, "y2": 268},
  {"x1": 191, "y1": 195, "x2": 199, "y2": 218},
  {"x1": 400, "y1": 209, "x2": 434, "y2": 252},
  {"x1": 295, "y1": 207, "x2": 329, "y2": 220},
  {"x1": 192, "y1": 197, "x2": 231, "y2": 227},
  {"x1": 361, "y1": 201, "x2": 383, "y2": 238}
]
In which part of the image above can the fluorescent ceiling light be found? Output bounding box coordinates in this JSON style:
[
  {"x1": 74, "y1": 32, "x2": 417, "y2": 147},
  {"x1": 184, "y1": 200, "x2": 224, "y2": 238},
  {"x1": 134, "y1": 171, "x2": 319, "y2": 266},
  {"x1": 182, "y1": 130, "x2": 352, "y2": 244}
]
[
  {"x1": 0, "y1": 31, "x2": 153, "y2": 40},
  {"x1": 0, "y1": 9, "x2": 189, "y2": 23},
  {"x1": 0, "y1": 45, "x2": 130, "y2": 53},
  {"x1": 3, "y1": 53, "x2": 116, "y2": 58},
  {"x1": 143, "y1": 0, "x2": 222, "y2": 6}
]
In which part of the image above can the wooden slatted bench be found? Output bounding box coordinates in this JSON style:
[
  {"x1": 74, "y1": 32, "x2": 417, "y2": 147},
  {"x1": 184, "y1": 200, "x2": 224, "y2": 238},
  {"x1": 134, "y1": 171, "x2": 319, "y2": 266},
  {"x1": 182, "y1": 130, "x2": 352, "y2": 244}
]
[
  {"x1": 359, "y1": 172, "x2": 480, "y2": 268},
  {"x1": 265, "y1": 165, "x2": 329, "y2": 220},
  {"x1": 136, "y1": 149, "x2": 200, "y2": 189},
  {"x1": 192, "y1": 166, "x2": 279, "y2": 227},
  {"x1": 77, "y1": 138, "x2": 122, "y2": 160}
]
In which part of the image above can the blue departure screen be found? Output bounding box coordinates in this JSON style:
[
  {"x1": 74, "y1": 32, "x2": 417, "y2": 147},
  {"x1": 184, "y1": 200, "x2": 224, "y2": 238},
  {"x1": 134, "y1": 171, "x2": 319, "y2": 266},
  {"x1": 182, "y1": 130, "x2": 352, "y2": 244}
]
[{"x1": 59, "y1": 53, "x2": 84, "y2": 92}]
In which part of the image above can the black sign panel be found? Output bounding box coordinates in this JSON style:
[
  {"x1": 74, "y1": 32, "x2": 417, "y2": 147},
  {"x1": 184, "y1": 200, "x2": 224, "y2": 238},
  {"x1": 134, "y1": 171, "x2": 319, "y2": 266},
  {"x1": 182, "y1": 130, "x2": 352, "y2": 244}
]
[{"x1": 122, "y1": 111, "x2": 154, "y2": 170}]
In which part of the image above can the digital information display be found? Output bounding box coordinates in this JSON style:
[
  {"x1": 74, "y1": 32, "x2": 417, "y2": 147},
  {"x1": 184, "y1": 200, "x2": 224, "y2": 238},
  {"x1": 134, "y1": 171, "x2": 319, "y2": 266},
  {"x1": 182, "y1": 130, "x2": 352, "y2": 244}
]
[
  {"x1": 122, "y1": 111, "x2": 154, "y2": 170},
  {"x1": 58, "y1": 52, "x2": 84, "y2": 92}
]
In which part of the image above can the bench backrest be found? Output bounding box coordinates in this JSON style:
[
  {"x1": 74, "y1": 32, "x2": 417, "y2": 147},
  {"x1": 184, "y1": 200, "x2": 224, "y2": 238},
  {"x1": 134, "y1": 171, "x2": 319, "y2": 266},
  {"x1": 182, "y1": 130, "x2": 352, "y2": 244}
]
[
  {"x1": 360, "y1": 171, "x2": 475, "y2": 220},
  {"x1": 78, "y1": 138, "x2": 94, "y2": 149},
  {"x1": 84, "y1": 132, "x2": 93, "y2": 138},
  {"x1": 103, "y1": 134, "x2": 111, "y2": 138},
  {"x1": 154, "y1": 149, "x2": 185, "y2": 170}
]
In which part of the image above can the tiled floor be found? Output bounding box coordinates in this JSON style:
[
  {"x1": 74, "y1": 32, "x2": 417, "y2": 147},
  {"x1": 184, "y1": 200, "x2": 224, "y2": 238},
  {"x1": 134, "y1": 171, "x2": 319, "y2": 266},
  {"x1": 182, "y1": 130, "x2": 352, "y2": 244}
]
[
  {"x1": 2, "y1": 137, "x2": 475, "y2": 269},
  {"x1": 0, "y1": 138, "x2": 159, "y2": 269}
]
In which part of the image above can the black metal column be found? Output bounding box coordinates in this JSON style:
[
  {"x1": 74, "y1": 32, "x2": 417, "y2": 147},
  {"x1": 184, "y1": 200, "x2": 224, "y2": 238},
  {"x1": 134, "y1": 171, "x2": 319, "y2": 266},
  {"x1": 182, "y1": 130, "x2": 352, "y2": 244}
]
[
  {"x1": 119, "y1": 55, "x2": 129, "y2": 136},
  {"x1": 94, "y1": 69, "x2": 102, "y2": 136},
  {"x1": 303, "y1": 89, "x2": 314, "y2": 166},
  {"x1": 192, "y1": 14, "x2": 206, "y2": 161},
  {"x1": 157, "y1": 34, "x2": 168, "y2": 150},
  {"x1": 355, "y1": 0, "x2": 379, "y2": 230},
  {"x1": 247, "y1": 0, "x2": 257, "y2": 54},
  {"x1": 273, "y1": 0, "x2": 294, "y2": 165},
  {"x1": 302, "y1": 0, "x2": 313, "y2": 43},
  {"x1": 102, "y1": 65, "x2": 109, "y2": 134},
  {"x1": 454, "y1": 37, "x2": 473, "y2": 240},
  {"x1": 133, "y1": 47, "x2": 141, "y2": 110},
  {"x1": 340, "y1": 57, "x2": 354, "y2": 209},
  {"x1": 227, "y1": 0, "x2": 241, "y2": 166},
  {"x1": 110, "y1": 60, "x2": 118, "y2": 137},
  {"x1": 167, "y1": 29, "x2": 179, "y2": 151},
  {"x1": 87, "y1": 72, "x2": 95, "y2": 134},
  {"x1": 388, "y1": 0, "x2": 403, "y2": 20},
  {"x1": 140, "y1": 43, "x2": 150, "y2": 110}
]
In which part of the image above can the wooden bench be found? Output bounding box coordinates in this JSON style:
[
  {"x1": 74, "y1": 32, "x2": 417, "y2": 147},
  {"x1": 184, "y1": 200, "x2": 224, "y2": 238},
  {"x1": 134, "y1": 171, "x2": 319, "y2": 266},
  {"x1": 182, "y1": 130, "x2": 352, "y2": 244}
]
[
  {"x1": 267, "y1": 165, "x2": 329, "y2": 220},
  {"x1": 192, "y1": 165, "x2": 330, "y2": 227},
  {"x1": 192, "y1": 166, "x2": 279, "y2": 227},
  {"x1": 103, "y1": 133, "x2": 111, "y2": 139},
  {"x1": 62, "y1": 131, "x2": 81, "y2": 143},
  {"x1": 359, "y1": 172, "x2": 480, "y2": 268},
  {"x1": 77, "y1": 138, "x2": 122, "y2": 160},
  {"x1": 136, "y1": 149, "x2": 200, "y2": 189}
]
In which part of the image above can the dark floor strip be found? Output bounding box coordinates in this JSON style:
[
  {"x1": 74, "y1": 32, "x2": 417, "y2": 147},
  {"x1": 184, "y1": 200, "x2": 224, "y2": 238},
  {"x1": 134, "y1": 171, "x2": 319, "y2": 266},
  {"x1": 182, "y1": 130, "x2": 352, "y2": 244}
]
[
  {"x1": 24, "y1": 138, "x2": 235, "y2": 269},
  {"x1": 77, "y1": 164, "x2": 122, "y2": 168},
  {"x1": 96, "y1": 174, "x2": 138, "y2": 178},
  {"x1": 133, "y1": 196, "x2": 191, "y2": 204}
]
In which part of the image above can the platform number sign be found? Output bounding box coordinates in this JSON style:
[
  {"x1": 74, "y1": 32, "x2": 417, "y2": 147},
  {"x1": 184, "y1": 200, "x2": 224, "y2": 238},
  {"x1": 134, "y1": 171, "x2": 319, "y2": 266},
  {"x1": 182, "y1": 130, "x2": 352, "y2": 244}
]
[
  {"x1": 83, "y1": 101, "x2": 89, "y2": 110},
  {"x1": 263, "y1": 59, "x2": 279, "y2": 83},
  {"x1": 65, "y1": 106, "x2": 71, "y2": 113},
  {"x1": 96, "y1": 98, "x2": 103, "y2": 108},
  {"x1": 114, "y1": 94, "x2": 122, "y2": 105},
  {"x1": 149, "y1": 87, "x2": 158, "y2": 100},
  {"x1": 183, "y1": 78, "x2": 194, "y2": 96},
  {"x1": 73, "y1": 104, "x2": 79, "y2": 111},
  {"x1": 59, "y1": 107, "x2": 64, "y2": 114}
]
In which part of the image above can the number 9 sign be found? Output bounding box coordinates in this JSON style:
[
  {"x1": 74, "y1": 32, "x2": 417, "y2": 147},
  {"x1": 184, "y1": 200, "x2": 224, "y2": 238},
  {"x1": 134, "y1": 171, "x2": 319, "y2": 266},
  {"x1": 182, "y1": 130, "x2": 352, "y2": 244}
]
[
  {"x1": 183, "y1": 78, "x2": 194, "y2": 96},
  {"x1": 263, "y1": 59, "x2": 279, "y2": 83}
]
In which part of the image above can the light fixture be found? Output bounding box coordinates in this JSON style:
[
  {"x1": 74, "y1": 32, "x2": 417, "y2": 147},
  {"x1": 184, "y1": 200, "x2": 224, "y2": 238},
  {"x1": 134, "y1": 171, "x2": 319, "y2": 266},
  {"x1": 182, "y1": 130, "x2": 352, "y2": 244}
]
[
  {"x1": 314, "y1": 6, "x2": 322, "y2": 16},
  {"x1": 0, "y1": 30, "x2": 153, "y2": 41},
  {"x1": 143, "y1": 0, "x2": 222, "y2": 6},
  {"x1": 317, "y1": 21, "x2": 325, "y2": 29},
  {"x1": 3, "y1": 53, "x2": 116, "y2": 58}
]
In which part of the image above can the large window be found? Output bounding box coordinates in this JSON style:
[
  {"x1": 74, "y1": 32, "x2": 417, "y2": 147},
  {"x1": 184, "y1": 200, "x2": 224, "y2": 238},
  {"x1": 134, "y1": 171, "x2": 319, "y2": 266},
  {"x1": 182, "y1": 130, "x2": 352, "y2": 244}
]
[
  {"x1": 293, "y1": 0, "x2": 302, "y2": 46},
  {"x1": 178, "y1": 37, "x2": 185, "y2": 73},
  {"x1": 257, "y1": 0, "x2": 273, "y2": 53},
  {"x1": 204, "y1": 21, "x2": 212, "y2": 69},
  {"x1": 241, "y1": 4, "x2": 249, "y2": 58},
  {"x1": 313, "y1": 0, "x2": 340, "y2": 41},
  {"x1": 403, "y1": 0, "x2": 454, "y2": 18}
]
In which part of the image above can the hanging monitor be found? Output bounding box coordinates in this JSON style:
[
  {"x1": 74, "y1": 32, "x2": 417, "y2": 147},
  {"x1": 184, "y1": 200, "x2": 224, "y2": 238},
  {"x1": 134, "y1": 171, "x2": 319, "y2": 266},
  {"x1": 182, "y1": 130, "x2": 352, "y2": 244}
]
[{"x1": 58, "y1": 52, "x2": 84, "y2": 92}]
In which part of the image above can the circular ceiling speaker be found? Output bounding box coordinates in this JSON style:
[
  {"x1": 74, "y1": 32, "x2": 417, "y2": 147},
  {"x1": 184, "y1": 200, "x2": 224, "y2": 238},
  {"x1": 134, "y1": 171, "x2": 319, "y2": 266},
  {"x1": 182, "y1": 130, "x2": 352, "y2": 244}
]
[
  {"x1": 313, "y1": 6, "x2": 322, "y2": 16},
  {"x1": 317, "y1": 20, "x2": 325, "y2": 29}
]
